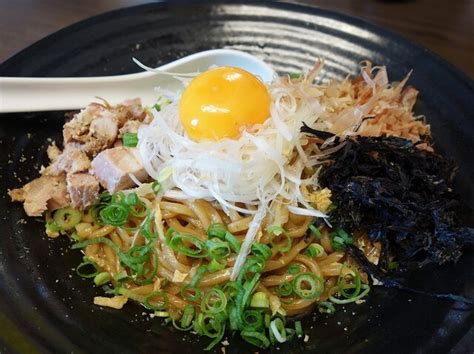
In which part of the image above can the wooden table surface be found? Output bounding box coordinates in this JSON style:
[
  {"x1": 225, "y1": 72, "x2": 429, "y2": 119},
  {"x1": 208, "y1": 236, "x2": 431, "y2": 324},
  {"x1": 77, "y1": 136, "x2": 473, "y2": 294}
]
[{"x1": 0, "y1": 0, "x2": 473, "y2": 79}]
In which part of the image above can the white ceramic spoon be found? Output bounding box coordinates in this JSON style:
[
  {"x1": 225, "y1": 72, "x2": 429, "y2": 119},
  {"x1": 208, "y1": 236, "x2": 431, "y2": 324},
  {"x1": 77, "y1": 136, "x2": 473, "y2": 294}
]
[{"x1": 0, "y1": 49, "x2": 275, "y2": 113}]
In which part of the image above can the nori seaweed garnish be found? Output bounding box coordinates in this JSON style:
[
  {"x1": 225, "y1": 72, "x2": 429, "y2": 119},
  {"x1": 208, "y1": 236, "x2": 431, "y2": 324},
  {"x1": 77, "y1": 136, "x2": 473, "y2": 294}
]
[
  {"x1": 318, "y1": 136, "x2": 474, "y2": 272},
  {"x1": 313, "y1": 136, "x2": 473, "y2": 303}
]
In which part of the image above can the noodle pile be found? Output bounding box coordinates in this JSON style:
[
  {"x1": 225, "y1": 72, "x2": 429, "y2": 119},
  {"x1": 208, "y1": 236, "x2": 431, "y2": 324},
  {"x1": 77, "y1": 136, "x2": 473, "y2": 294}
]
[{"x1": 77, "y1": 196, "x2": 347, "y2": 314}]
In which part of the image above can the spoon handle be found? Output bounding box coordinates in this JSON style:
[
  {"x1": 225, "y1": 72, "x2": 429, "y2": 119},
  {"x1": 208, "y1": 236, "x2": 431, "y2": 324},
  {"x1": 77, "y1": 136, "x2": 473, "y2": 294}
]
[
  {"x1": 0, "y1": 49, "x2": 275, "y2": 113},
  {"x1": 0, "y1": 74, "x2": 155, "y2": 113}
]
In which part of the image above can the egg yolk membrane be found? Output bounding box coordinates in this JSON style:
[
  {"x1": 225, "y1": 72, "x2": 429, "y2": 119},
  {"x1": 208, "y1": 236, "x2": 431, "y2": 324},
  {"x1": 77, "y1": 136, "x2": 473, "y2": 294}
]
[{"x1": 179, "y1": 67, "x2": 271, "y2": 141}]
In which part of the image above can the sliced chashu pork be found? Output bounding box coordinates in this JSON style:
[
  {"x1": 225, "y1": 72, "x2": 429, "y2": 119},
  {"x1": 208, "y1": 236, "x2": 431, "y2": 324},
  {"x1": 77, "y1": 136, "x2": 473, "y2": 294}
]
[
  {"x1": 63, "y1": 99, "x2": 150, "y2": 157},
  {"x1": 9, "y1": 176, "x2": 70, "y2": 217},
  {"x1": 10, "y1": 99, "x2": 152, "y2": 216},
  {"x1": 91, "y1": 146, "x2": 148, "y2": 193},
  {"x1": 43, "y1": 145, "x2": 91, "y2": 176},
  {"x1": 67, "y1": 173, "x2": 100, "y2": 210}
]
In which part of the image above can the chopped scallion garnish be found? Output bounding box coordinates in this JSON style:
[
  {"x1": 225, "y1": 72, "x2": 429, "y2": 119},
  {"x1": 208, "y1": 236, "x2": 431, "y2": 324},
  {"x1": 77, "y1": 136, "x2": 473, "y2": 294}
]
[
  {"x1": 144, "y1": 291, "x2": 168, "y2": 310},
  {"x1": 308, "y1": 224, "x2": 322, "y2": 239},
  {"x1": 288, "y1": 263, "x2": 301, "y2": 275},
  {"x1": 93, "y1": 272, "x2": 111, "y2": 286},
  {"x1": 330, "y1": 228, "x2": 353, "y2": 251},
  {"x1": 123, "y1": 132, "x2": 138, "y2": 147},
  {"x1": 250, "y1": 291, "x2": 270, "y2": 309},
  {"x1": 292, "y1": 272, "x2": 324, "y2": 299}
]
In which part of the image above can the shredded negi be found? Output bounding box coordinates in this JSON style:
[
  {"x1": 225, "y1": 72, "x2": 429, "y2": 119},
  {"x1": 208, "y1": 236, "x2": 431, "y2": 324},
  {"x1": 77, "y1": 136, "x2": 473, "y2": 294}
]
[{"x1": 9, "y1": 59, "x2": 473, "y2": 351}]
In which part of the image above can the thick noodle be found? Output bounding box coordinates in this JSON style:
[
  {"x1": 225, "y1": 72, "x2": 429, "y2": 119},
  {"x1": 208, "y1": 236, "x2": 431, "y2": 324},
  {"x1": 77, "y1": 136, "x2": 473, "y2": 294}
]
[{"x1": 73, "y1": 196, "x2": 348, "y2": 318}]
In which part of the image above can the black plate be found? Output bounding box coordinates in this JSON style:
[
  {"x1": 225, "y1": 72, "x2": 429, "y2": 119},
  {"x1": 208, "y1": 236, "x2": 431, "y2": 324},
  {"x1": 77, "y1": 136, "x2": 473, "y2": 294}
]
[{"x1": 0, "y1": 2, "x2": 473, "y2": 353}]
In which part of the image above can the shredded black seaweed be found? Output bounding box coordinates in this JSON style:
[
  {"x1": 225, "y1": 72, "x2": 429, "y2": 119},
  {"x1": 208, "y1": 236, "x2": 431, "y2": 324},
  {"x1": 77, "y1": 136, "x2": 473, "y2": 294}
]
[
  {"x1": 310, "y1": 136, "x2": 473, "y2": 303},
  {"x1": 318, "y1": 136, "x2": 474, "y2": 271}
]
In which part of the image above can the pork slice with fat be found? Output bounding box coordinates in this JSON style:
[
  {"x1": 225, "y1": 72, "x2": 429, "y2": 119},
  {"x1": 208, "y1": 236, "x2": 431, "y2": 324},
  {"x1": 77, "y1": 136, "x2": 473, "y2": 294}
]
[
  {"x1": 91, "y1": 147, "x2": 149, "y2": 193},
  {"x1": 67, "y1": 173, "x2": 100, "y2": 210},
  {"x1": 43, "y1": 145, "x2": 91, "y2": 176}
]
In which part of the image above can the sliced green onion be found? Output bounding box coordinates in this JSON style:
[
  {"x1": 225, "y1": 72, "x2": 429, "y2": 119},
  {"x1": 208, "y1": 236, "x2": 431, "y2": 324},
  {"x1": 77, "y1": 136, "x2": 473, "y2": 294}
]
[
  {"x1": 124, "y1": 192, "x2": 139, "y2": 206},
  {"x1": 168, "y1": 232, "x2": 208, "y2": 258},
  {"x1": 292, "y1": 272, "x2": 324, "y2": 299},
  {"x1": 264, "y1": 313, "x2": 271, "y2": 328},
  {"x1": 388, "y1": 261, "x2": 399, "y2": 270},
  {"x1": 277, "y1": 281, "x2": 293, "y2": 297},
  {"x1": 53, "y1": 207, "x2": 82, "y2": 231},
  {"x1": 237, "y1": 257, "x2": 264, "y2": 283},
  {"x1": 120, "y1": 198, "x2": 147, "y2": 220},
  {"x1": 224, "y1": 232, "x2": 241, "y2": 253},
  {"x1": 46, "y1": 220, "x2": 61, "y2": 233},
  {"x1": 190, "y1": 265, "x2": 208, "y2": 288},
  {"x1": 93, "y1": 272, "x2": 111, "y2": 286},
  {"x1": 207, "y1": 223, "x2": 227, "y2": 238},
  {"x1": 180, "y1": 285, "x2": 202, "y2": 302},
  {"x1": 193, "y1": 312, "x2": 226, "y2": 350},
  {"x1": 70, "y1": 233, "x2": 83, "y2": 242},
  {"x1": 195, "y1": 312, "x2": 223, "y2": 338},
  {"x1": 111, "y1": 192, "x2": 126, "y2": 204},
  {"x1": 124, "y1": 243, "x2": 150, "y2": 262},
  {"x1": 228, "y1": 302, "x2": 242, "y2": 331},
  {"x1": 153, "y1": 97, "x2": 171, "y2": 112},
  {"x1": 114, "y1": 271, "x2": 128, "y2": 282},
  {"x1": 172, "y1": 304, "x2": 195, "y2": 331},
  {"x1": 270, "y1": 232, "x2": 292, "y2": 253},
  {"x1": 99, "y1": 204, "x2": 128, "y2": 226},
  {"x1": 250, "y1": 291, "x2": 270, "y2": 308},
  {"x1": 241, "y1": 331, "x2": 270, "y2": 349},
  {"x1": 144, "y1": 291, "x2": 168, "y2": 310},
  {"x1": 330, "y1": 228, "x2": 353, "y2": 251},
  {"x1": 329, "y1": 284, "x2": 370, "y2": 304},
  {"x1": 305, "y1": 243, "x2": 325, "y2": 258},
  {"x1": 130, "y1": 247, "x2": 159, "y2": 285},
  {"x1": 76, "y1": 259, "x2": 98, "y2": 278},
  {"x1": 288, "y1": 263, "x2": 301, "y2": 275},
  {"x1": 201, "y1": 288, "x2": 227, "y2": 314},
  {"x1": 129, "y1": 201, "x2": 148, "y2": 219},
  {"x1": 285, "y1": 327, "x2": 296, "y2": 341},
  {"x1": 151, "y1": 181, "x2": 161, "y2": 195},
  {"x1": 208, "y1": 258, "x2": 226, "y2": 272},
  {"x1": 308, "y1": 224, "x2": 322, "y2": 239},
  {"x1": 242, "y1": 310, "x2": 264, "y2": 331},
  {"x1": 138, "y1": 215, "x2": 157, "y2": 241},
  {"x1": 318, "y1": 301, "x2": 336, "y2": 314},
  {"x1": 294, "y1": 320, "x2": 303, "y2": 337},
  {"x1": 154, "y1": 311, "x2": 170, "y2": 318},
  {"x1": 251, "y1": 243, "x2": 272, "y2": 262},
  {"x1": 206, "y1": 238, "x2": 231, "y2": 259},
  {"x1": 223, "y1": 281, "x2": 241, "y2": 299},
  {"x1": 207, "y1": 223, "x2": 240, "y2": 253},
  {"x1": 327, "y1": 267, "x2": 369, "y2": 304},
  {"x1": 123, "y1": 132, "x2": 138, "y2": 147},
  {"x1": 337, "y1": 268, "x2": 362, "y2": 299},
  {"x1": 288, "y1": 72, "x2": 303, "y2": 79},
  {"x1": 204, "y1": 326, "x2": 226, "y2": 351},
  {"x1": 72, "y1": 237, "x2": 158, "y2": 286},
  {"x1": 270, "y1": 318, "x2": 287, "y2": 343},
  {"x1": 241, "y1": 273, "x2": 261, "y2": 307},
  {"x1": 267, "y1": 225, "x2": 285, "y2": 236}
]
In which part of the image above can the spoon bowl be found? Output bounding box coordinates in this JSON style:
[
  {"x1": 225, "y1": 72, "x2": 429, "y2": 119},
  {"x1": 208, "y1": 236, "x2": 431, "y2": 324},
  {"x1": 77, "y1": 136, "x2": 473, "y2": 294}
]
[{"x1": 0, "y1": 49, "x2": 275, "y2": 113}]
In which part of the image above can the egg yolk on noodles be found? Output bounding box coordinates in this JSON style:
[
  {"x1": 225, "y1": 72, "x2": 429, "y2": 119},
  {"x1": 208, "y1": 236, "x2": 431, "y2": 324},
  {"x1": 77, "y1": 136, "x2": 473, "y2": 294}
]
[{"x1": 179, "y1": 67, "x2": 271, "y2": 141}]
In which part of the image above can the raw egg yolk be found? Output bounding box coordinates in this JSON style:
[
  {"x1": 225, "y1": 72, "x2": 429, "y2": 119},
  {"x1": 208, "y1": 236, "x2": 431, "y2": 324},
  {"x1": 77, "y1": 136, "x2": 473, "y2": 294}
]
[{"x1": 179, "y1": 67, "x2": 271, "y2": 141}]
